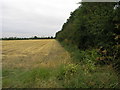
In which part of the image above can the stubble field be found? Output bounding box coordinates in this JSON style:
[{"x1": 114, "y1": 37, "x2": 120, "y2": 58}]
[
  {"x1": 2, "y1": 39, "x2": 70, "y2": 69},
  {"x1": 2, "y1": 39, "x2": 71, "y2": 88}
]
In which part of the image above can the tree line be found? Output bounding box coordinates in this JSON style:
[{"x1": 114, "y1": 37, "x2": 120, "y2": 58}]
[
  {"x1": 56, "y1": 2, "x2": 120, "y2": 73},
  {"x1": 1, "y1": 36, "x2": 54, "y2": 40}
]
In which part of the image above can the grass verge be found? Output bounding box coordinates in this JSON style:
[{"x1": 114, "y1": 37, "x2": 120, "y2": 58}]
[{"x1": 57, "y1": 42, "x2": 120, "y2": 88}]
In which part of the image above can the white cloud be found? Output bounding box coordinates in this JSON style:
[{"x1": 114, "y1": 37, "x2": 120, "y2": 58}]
[
  {"x1": 2, "y1": 0, "x2": 80, "y2": 37},
  {"x1": 0, "y1": 0, "x2": 2, "y2": 38}
]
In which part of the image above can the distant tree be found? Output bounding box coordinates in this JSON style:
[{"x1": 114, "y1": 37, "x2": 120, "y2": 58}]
[
  {"x1": 50, "y1": 36, "x2": 54, "y2": 39},
  {"x1": 34, "y1": 36, "x2": 38, "y2": 39}
]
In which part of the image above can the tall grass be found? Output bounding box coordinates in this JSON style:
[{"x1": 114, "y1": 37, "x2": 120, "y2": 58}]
[
  {"x1": 3, "y1": 68, "x2": 58, "y2": 88},
  {"x1": 56, "y1": 42, "x2": 120, "y2": 88},
  {"x1": 3, "y1": 61, "x2": 119, "y2": 88}
]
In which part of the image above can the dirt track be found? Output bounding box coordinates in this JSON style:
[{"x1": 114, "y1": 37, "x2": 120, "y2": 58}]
[{"x1": 2, "y1": 39, "x2": 71, "y2": 69}]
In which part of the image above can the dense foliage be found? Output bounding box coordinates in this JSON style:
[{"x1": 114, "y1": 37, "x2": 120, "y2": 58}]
[
  {"x1": 56, "y1": 2, "x2": 120, "y2": 73},
  {"x1": 56, "y1": 2, "x2": 115, "y2": 49}
]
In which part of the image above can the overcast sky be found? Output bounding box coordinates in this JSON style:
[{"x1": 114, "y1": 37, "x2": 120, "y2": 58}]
[{"x1": 1, "y1": 0, "x2": 80, "y2": 38}]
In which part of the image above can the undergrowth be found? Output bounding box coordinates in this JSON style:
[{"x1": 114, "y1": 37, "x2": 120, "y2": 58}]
[{"x1": 57, "y1": 42, "x2": 120, "y2": 88}]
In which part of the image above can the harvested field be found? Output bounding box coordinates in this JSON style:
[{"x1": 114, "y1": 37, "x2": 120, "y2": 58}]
[
  {"x1": 2, "y1": 39, "x2": 71, "y2": 69},
  {"x1": 2, "y1": 39, "x2": 72, "y2": 88}
]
